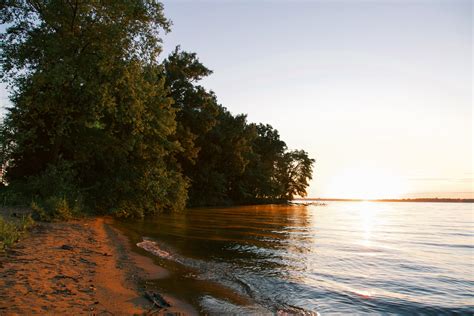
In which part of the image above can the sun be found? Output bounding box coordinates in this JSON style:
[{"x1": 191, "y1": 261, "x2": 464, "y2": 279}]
[{"x1": 327, "y1": 166, "x2": 407, "y2": 200}]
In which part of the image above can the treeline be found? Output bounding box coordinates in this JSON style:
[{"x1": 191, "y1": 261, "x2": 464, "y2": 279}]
[{"x1": 0, "y1": 1, "x2": 314, "y2": 218}]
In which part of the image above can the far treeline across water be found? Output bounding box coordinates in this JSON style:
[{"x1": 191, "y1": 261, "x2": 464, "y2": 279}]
[{"x1": 0, "y1": 1, "x2": 314, "y2": 218}]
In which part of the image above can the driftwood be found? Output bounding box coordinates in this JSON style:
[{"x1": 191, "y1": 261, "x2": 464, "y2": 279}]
[
  {"x1": 60, "y1": 244, "x2": 74, "y2": 250},
  {"x1": 144, "y1": 291, "x2": 171, "y2": 309}
]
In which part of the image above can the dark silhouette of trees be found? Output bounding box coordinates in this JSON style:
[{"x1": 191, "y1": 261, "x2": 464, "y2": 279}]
[
  {"x1": 163, "y1": 51, "x2": 315, "y2": 206},
  {"x1": 0, "y1": 1, "x2": 315, "y2": 216}
]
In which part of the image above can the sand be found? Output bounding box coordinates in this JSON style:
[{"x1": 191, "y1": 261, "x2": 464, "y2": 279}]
[{"x1": 0, "y1": 216, "x2": 196, "y2": 315}]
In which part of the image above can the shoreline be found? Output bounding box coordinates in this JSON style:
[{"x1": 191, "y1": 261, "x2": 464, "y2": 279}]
[
  {"x1": 296, "y1": 198, "x2": 474, "y2": 203},
  {"x1": 0, "y1": 215, "x2": 197, "y2": 315}
]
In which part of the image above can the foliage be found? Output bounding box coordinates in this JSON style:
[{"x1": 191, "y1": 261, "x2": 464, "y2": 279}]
[
  {"x1": 0, "y1": 1, "x2": 315, "y2": 216},
  {"x1": 1, "y1": 0, "x2": 187, "y2": 217},
  {"x1": 277, "y1": 150, "x2": 315, "y2": 200},
  {"x1": 186, "y1": 108, "x2": 256, "y2": 206},
  {"x1": 163, "y1": 50, "x2": 315, "y2": 206},
  {"x1": 30, "y1": 197, "x2": 80, "y2": 222},
  {"x1": 0, "y1": 214, "x2": 34, "y2": 251},
  {"x1": 0, "y1": 185, "x2": 27, "y2": 207}
]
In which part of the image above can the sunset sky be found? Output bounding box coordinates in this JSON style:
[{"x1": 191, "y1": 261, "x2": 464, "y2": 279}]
[
  {"x1": 159, "y1": 0, "x2": 473, "y2": 199},
  {"x1": 0, "y1": 0, "x2": 472, "y2": 199}
]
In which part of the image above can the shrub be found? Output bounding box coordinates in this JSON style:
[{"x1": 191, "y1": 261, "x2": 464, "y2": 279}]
[
  {"x1": 11, "y1": 160, "x2": 85, "y2": 221},
  {"x1": 31, "y1": 196, "x2": 81, "y2": 222},
  {"x1": 0, "y1": 187, "x2": 28, "y2": 207},
  {"x1": 0, "y1": 214, "x2": 34, "y2": 251}
]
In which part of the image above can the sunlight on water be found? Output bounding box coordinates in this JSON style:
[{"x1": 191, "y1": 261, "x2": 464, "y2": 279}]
[
  {"x1": 119, "y1": 201, "x2": 474, "y2": 314},
  {"x1": 360, "y1": 201, "x2": 377, "y2": 246}
]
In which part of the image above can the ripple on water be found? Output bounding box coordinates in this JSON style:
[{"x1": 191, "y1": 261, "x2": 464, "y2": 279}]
[{"x1": 124, "y1": 202, "x2": 473, "y2": 314}]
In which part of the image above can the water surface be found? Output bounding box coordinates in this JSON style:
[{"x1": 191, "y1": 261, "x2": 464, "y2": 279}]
[{"x1": 117, "y1": 201, "x2": 474, "y2": 314}]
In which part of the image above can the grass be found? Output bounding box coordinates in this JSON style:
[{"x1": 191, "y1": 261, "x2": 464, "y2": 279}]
[{"x1": 0, "y1": 214, "x2": 35, "y2": 251}]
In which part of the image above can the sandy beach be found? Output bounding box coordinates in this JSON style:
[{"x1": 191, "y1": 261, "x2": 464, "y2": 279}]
[{"x1": 0, "y1": 216, "x2": 196, "y2": 315}]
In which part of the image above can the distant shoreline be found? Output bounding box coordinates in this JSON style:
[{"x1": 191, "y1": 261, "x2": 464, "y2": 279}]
[{"x1": 296, "y1": 198, "x2": 474, "y2": 203}]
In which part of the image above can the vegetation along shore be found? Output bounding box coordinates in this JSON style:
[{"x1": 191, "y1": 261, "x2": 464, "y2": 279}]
[
  {"x1": 0, "y1": 1, "x2": 314, "y2": 218},
  {"x1": 0, "y1": 1, "x2": 315, "y2": 314}
]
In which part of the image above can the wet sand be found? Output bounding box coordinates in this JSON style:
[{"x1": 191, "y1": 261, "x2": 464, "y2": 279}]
[{"x1": 0, "y1": 216, "x2": 196, "y2": 315}]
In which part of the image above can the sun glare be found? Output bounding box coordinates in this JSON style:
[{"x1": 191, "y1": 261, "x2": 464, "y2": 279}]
[{"x1": 327, "y1": 166, "x2": 407, "y2": 200}]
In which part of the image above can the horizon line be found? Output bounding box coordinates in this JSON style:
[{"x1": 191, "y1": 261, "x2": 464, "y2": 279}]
[{"x1": 297, "y1": 197, "x2": 474, "y2": 203}]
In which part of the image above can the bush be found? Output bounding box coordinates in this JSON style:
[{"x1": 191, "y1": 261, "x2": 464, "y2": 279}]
[
  {"x1": 26, "y1": 160, "x2": 81, "y2": 203},
  {"x1": 0, "y1": 187, "x2": 28, "y2": 207},
  {"x1": 31, "y1": 196, "x2": 81, "y2": 222},
  {"x1": 0, "y1": 214, "x2": 34, "y2": 251},
  {"x1": 8, "y1": 160, "x2": 85, "y2": 221}
]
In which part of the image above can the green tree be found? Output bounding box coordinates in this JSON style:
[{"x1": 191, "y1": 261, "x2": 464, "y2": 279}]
[
  {"x1": 236, "y1": 123, "x2": 287, "y2": 201},
  {"x1": 237, "y1": 124, "x2": 315, "y2": 202},
  {"x1": 163, "y1": 47, "x2": 219, "y2": 172},
  {"x1": 193, "y1": 108, "x2": 256, "y2": 206},
  {"x1": 1, "y1": 1, "x2": 315, "y2": 213},
  {"x1": 1, "y1": 0, "x2": 187, "y2": 217},
  {"x1": 177, "y1": 105, "x2": 255, "y2": 206},
  {"x1": 277, "y1": 150, "x2": 315, "y2": 200},
  {"x1": 163, "y1": 49, "x2": 257, "y2": 206},
  {"x1": 162, "y1": 49, "x2": 315, "y2": 205}
]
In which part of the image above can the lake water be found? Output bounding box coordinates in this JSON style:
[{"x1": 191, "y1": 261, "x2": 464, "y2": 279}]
[{"x1": 117, "y1": 202, "x2": 474, "y2": 315}]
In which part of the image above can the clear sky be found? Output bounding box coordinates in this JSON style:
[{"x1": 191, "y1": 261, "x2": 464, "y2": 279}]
[
  {"x1": 157, "y1": 0, "x2": 473, "y2": 199},
  {"x1": 0, "y1": 0, "x2": 472, "y2": 199}
]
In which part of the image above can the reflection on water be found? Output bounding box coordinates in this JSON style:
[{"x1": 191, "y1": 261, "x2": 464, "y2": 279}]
[
  {"x1": 116, "y1": 202, "x2": 474, "y2": 314},
  {"x1": 355, "y1": 201, "x2": 374, "y2": 246}
]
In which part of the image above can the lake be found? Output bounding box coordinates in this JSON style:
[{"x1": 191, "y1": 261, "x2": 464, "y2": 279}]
[{"x1": 117, "y1": 201, "x2": 474, "y2": 315}]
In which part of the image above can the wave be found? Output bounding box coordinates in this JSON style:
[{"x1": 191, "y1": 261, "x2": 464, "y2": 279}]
[{"x1": 136, "y1": 238, "x2": 174, "y2": 260}]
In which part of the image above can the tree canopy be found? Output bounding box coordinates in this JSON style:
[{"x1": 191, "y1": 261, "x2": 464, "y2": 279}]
[
  {"x1": 162, "y1": 48, "x2": 315, "y2": 206},
  {"x1": 0, "y1": 1, "x2": 315, "y2": 217}
]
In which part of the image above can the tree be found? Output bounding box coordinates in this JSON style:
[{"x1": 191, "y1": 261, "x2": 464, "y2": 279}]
[
  {"x1": 1, "y1": 0, "x2": 187, "y2": 217},
  {"x1": 162, "y1": 49, "x2": 315, "y2": 206},
  {"x1": 241, "y1": 123, "x2": 288, "y2": 200},
  {"x1": 163, "y1": 47, "x2": 219, "y2": 171},
  {"x1": 237, "y1": 124, "x2": 315, "y2": 202},
  {"x1": 190, "y1": 108, "x2": 256, "y2": 206},
  {"x1": 1, "y1": 1, "x2": 316, "y2": 214},
  {"x1": 277, "y1": 150, "x2": 315, "y2": 200},
  {"x1": 163, "y1": 48, "x2": 259, "y2": 206}
]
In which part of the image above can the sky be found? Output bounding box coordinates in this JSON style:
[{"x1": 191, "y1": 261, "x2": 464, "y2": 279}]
[
  {"x1": 0, "y1": 0, "x2": 472, "y2": 199},
  {"x1": 156, "y1": 0, "x2": 473, "y2": 199}
]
